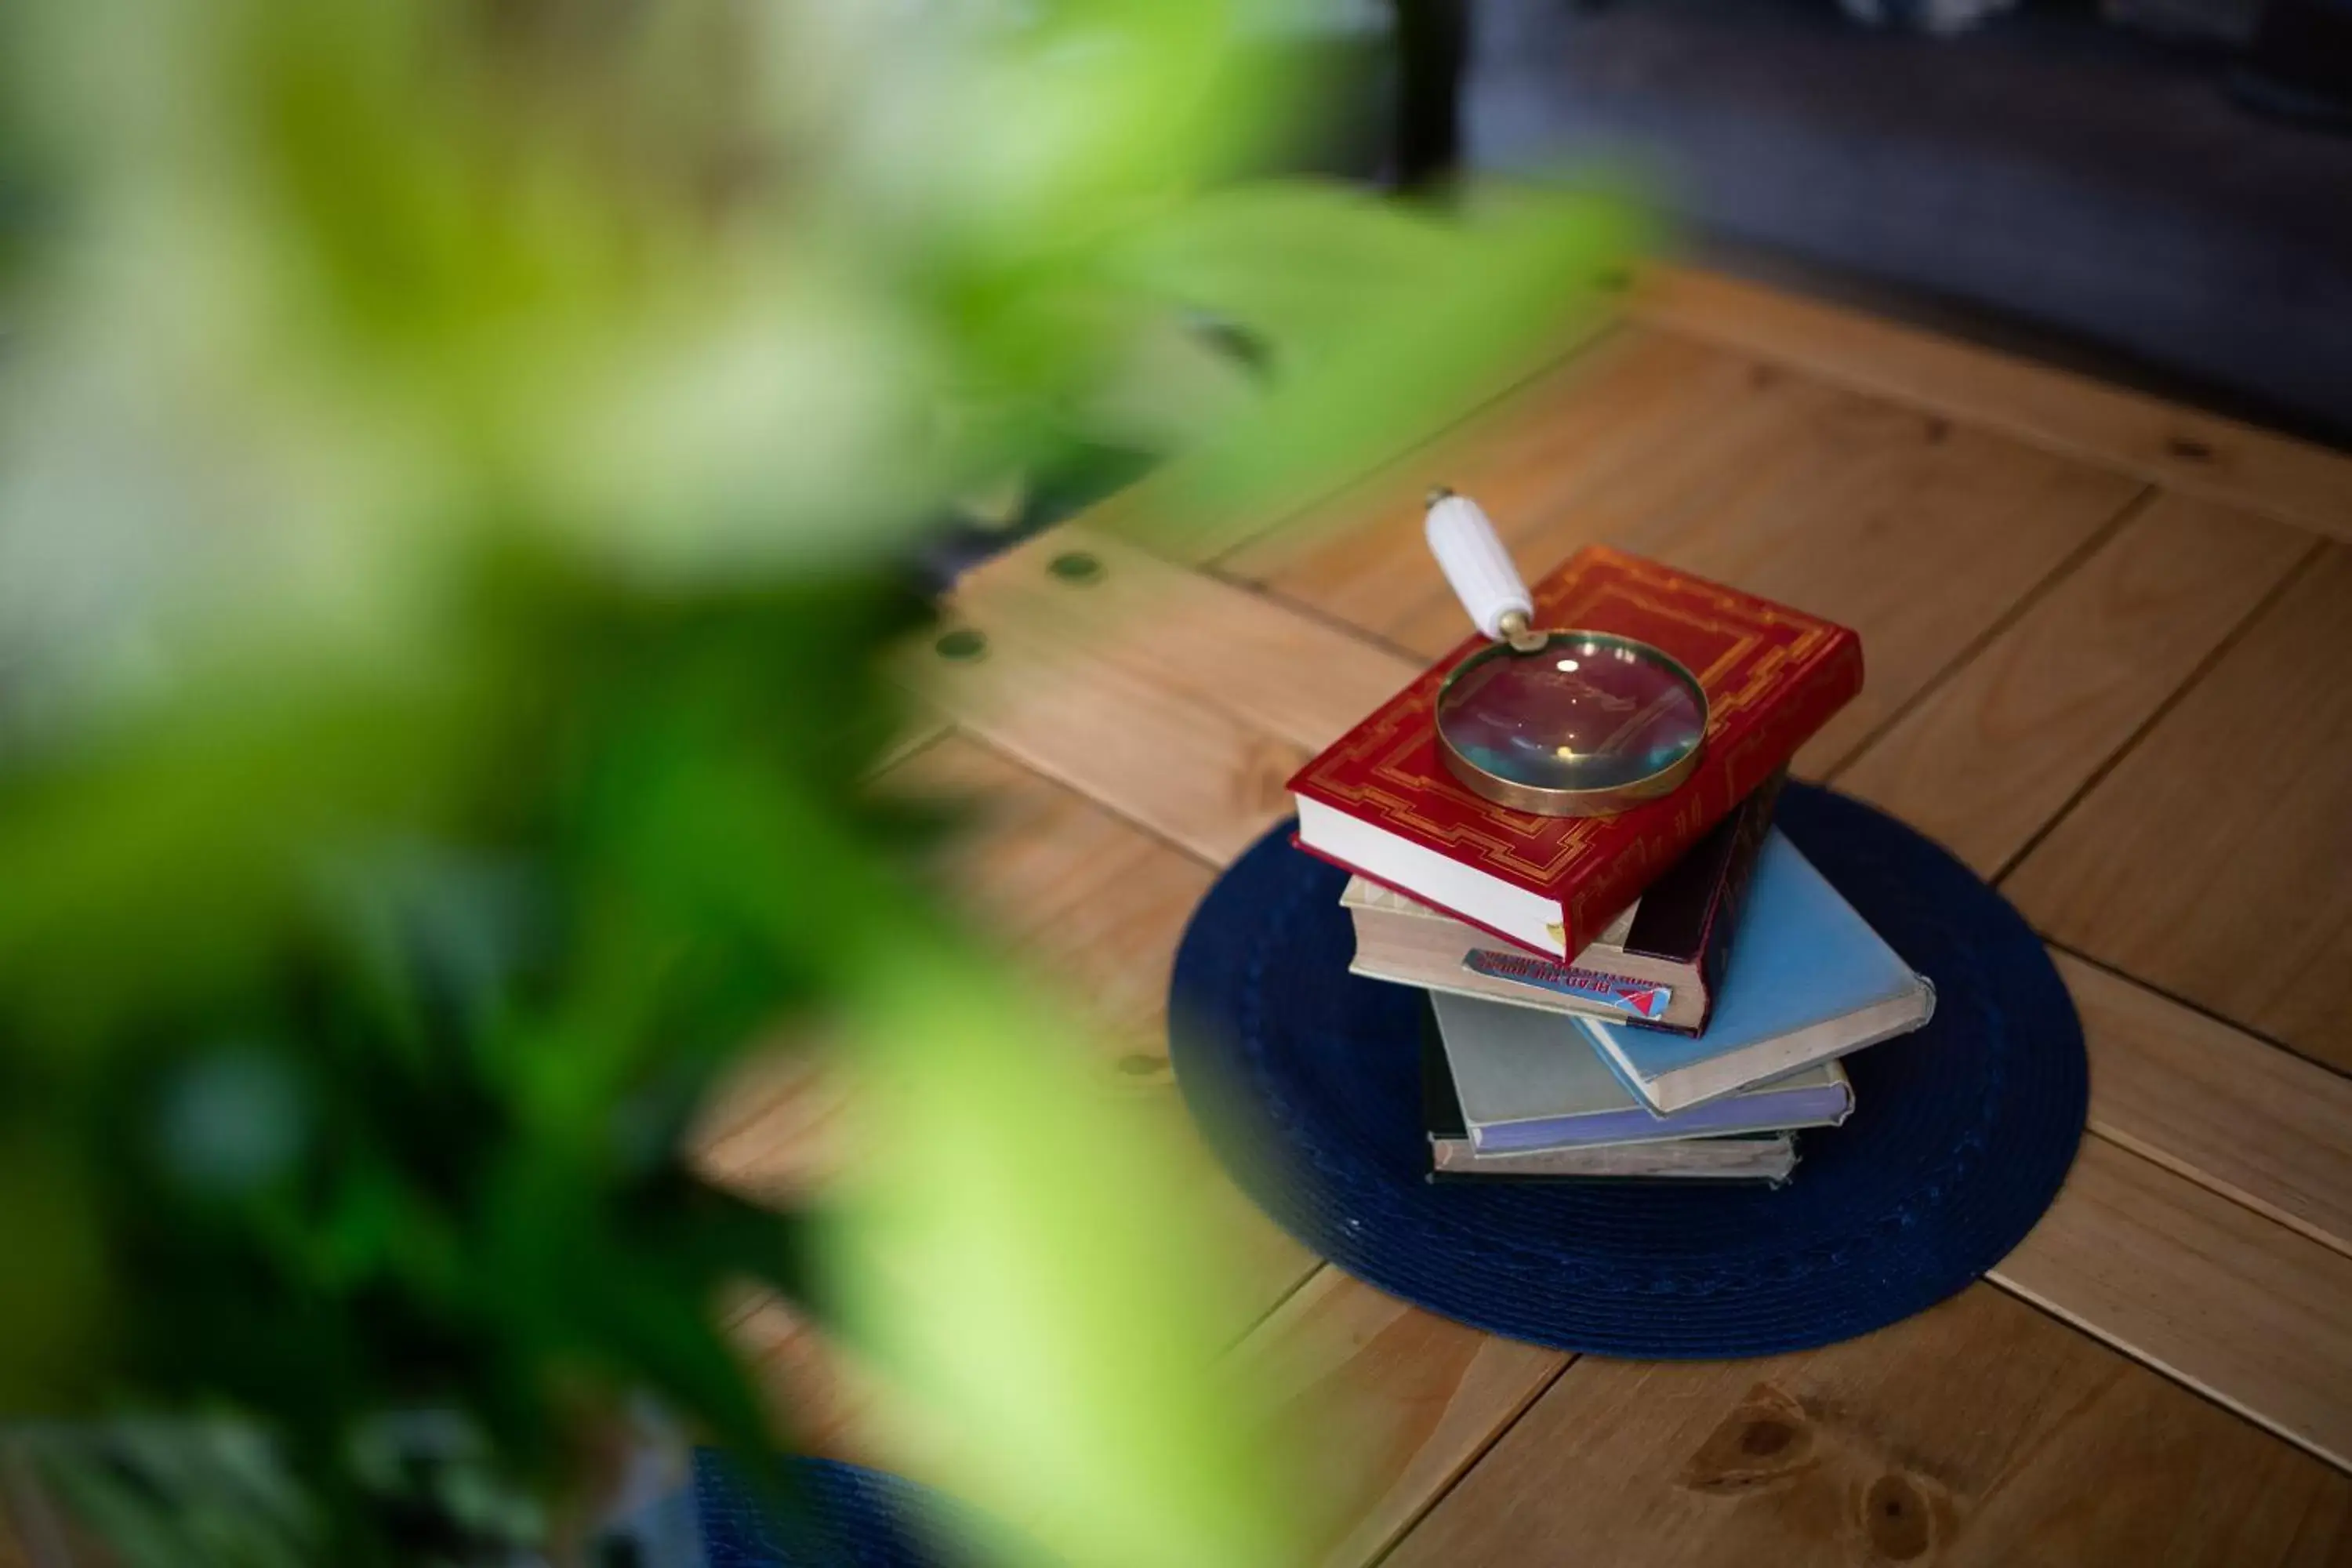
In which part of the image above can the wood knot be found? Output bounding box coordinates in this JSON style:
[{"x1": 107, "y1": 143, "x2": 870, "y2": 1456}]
[
  {"x1": 2165, "y1": 434, "x2": 2216, "y2": 463},
  {"x1": 1864, "y1": 1473, "x2": 1933, "y2": 1561},
  {"x1": 1922, "y1": 416, "x2": 1951, "y2": 445},
  {"x1": 1679, "y1": 1385, "x2": 1817, "y2": 1494}
]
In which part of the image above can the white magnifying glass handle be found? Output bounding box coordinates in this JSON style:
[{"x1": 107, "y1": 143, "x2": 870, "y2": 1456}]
[{"x1": 1425, "y1": 487, "x2": 1540, "y2": 650}]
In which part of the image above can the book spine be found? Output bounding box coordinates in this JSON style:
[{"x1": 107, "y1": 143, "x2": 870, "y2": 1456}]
[
  {"x1": 1691, "y1": 768, "x2": 1788, "y2": 1019},
  {"x1": 1558, "y1": 633, "x2": 1863, "y2": 956}
]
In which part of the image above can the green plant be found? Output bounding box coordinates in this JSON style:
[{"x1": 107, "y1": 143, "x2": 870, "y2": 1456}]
[{"x1": 0, "y1": 1, "x2": 1632, "y2": 1563}]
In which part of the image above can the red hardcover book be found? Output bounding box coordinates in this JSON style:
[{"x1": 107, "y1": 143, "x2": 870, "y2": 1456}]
[{"x1": 1287, "y1": 546, "x2": 1863, "y2": 960}]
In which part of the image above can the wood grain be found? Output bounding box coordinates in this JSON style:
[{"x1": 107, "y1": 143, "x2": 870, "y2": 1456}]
[
  {"x1": 1991, "y1": 1137, "x2": 2352, "y2": 1471},
  {"x1": 1835, "y1": 493, "x2": 2311, "y2": 873},
  {"x1": 949, "y1": 526, "x2": 1417, "y2": 757},
  {"x1": 1384, "y1": 1283, "x2": 2352, "y2": 1568},
  {"x1": 1232, "y1": 349, "x2": 1831, "y2": 662},
  {"x1": 1215, "y1": 326, "x2": 1765, "y2": 627},
  {"x1": 883, "y1": 732, "x2": 1218, "y2": 1039},
  {"x1": 2063, "y1": 952, "x2": 2352, "y2": 1261},
  {"x1": 731, "y1": 1297, "x2": 888, "y2": 1468},
  {"x1": 903, "y1": 528, "x2": 1417, "y2": 864},
  {"x1": 1492, "y1": 375, "x2": 2143, "y2": 774},
  {"x1": 906, "y1": 603, "x2": 1309, "y2": 866},
  {"x1": 1226, "y1": 347, "x2": 2143, "y2": 776},
  {"x1": 2005, "y1": 545, "x2": 2352, "y2": 1073},
  {"x1": 1631, "y1": 265, "x2": 2352, "y2": 541},
  {"x1": 1233, "y1": 1268, "x2": 1565, "y2": 1568},
  {"x1": 692, "y1": 1042, "x2": 859, "y2": 1203}
]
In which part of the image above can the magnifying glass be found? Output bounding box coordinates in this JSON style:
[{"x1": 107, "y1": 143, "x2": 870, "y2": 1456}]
[{"x1": 1425, "y1": 488, "x2": 1708, "y2": 816}]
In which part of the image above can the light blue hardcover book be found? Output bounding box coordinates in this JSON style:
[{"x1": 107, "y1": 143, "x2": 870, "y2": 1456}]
[
  {"x1": 1572, "y1": 830, "x2": 1935, "y2": 1113},
  {"x1": 1432, "y1": 990, "x2": 1852, "y2": 1153}
]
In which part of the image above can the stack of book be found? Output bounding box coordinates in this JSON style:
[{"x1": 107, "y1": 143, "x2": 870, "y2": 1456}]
[{"x1": 1288, "y1": 543, "x2": 1936, "y2": 1184}]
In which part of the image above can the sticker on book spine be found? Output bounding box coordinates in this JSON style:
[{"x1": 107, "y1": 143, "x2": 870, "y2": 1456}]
[{"x1": 1462, "y1": 949, "x2": 1672, "y2": 1020}]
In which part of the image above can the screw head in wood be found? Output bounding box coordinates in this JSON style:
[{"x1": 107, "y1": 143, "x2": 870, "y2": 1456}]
[
  {"x1": 1048, "y1": 550, "x2": 1104, "y2": 585},
  {"x1": 934, "y1": 627, "x2": 988, "y2": 661}
]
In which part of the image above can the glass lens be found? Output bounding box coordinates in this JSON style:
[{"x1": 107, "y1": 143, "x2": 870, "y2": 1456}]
[{"x1": 1436, "y1": 635, "x2": 1706, "y2": 794}]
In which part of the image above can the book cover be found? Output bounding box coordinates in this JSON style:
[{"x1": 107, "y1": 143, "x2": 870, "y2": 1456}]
[
  {"x1": 1418, "y1": 1007, "x2": 1798, "y2": 1182},
  {"x1": 1577, "y1": 831, "x2": 1936, "y2": 1113},
  {"x1": 1431, "y1": 991, "x2": 1852, "y2": 1152},
  {"x1": 1290, "y1": 546, "x2": 1862, "y2": 959},
  {"x1": 1626, "y1": 766, "x2": 1784, "y2": 999},
  {"x1": 1345, "y1": 770, "x2": 1784, "y2": 1033}
]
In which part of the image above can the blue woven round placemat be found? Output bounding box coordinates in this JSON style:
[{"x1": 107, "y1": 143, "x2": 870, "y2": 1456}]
[
  {"x1": 1167, "y1": 782, "x2": 2086, "y2": 1359},
  {"x1": 695, "y1": 1453, "x2": 951, "y2": 1568}
]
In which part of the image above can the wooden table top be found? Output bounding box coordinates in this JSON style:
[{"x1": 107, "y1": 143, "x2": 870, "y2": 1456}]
[{"x1": 708, "y1": 267, "x2": 2352, "y2": 1566}]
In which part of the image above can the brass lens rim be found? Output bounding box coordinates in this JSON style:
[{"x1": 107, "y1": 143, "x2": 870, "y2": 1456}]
[{"x1": 1434, "y1": 630, "x2": 1710, "y2": 816}]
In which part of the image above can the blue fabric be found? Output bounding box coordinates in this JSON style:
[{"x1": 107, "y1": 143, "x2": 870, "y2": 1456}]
[
  {"x1": 693, "y1": 1453, "x2": 949, "y2": 1568},
  {"x1": 1167, "y1": 782, "x2": 2087, "y2": 1359}
]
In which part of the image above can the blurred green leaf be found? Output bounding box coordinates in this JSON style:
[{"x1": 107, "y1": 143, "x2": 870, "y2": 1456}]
[
  {"x1": 1120, "y1": 180, "x2": 1650, "y2": 529},
  {"x1": 830, "y1": 946, "x2": 1306, "y2": 1568},
  {"x1": 0, "y1": 0, "x2": 1638, "y2": 1561}
]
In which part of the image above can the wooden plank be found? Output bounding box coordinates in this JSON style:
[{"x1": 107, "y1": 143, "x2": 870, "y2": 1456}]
[
  {"x1": 2005, "y1": 545, "x2": 2352, "y2": 1073},
  {"x1": 904, "y1": 529, "x2": 1417, "y2": 863},
  {"x1": 1384, "y1": 1283, "x2": 2352, "y2": 1568},
  {"x1": 1990, "y1": 1137, "x2": 2352, "y2": 1471},
  {"x1": 1835, "y1": 494, "x2": 2310, "y2": 873},
  {"x1": 1232, "y1": 1269, "x2": 1564, "y2": 1568},
  {"x1": 1630, "y1": 265, "x2": 2352, "y2": 541},
  {"x1": 1588, "y1": 384, "x2": 2140, "y2": 775},
  {"x1": 1214, "y1": 326, "x2": 1766, "y2": 627},
  {"x1": 906, "y1": 605, "x2": 1308, "y2": 866},
  {"x1": 1230, "y1": 350, "x2": 2142, "y2": 776},
  {"x1": 947, "y1": 527, "x2": 1417, "y2": 757},
  {"x1": 1087, "y1": 315, "x2": 1617, "y2": 568},
  {"x1": 2062, "y1": 952, "x2": 2352, "y2": 1261},
  {"x1": 1343, "y1": 362, "x2": 1860, "y2": 662}
]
